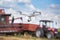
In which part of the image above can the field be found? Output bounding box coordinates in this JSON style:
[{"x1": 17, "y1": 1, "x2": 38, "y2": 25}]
[
  {"x1": 0, "y1": 34, "x2": 60, "y2": 40},
  {"x1": 0, "y1": 36, "x2": 59, "y2": 40}
]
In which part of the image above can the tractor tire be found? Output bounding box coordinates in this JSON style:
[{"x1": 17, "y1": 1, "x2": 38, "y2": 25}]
[
  {"x1": 46, "y1": 32, "x2": 53, "y2": 39},
  {"x1": 35, "y1": 28, "x2": 44, "y2": 38}
]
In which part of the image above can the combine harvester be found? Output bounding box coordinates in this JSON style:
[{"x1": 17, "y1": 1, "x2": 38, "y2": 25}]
[{"x1": 0, "y1": 9, "x2": 23, "y2": 35}]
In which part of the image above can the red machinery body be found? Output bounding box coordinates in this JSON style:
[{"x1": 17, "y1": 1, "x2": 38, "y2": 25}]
[
  {"x1": 0, "y1": 9, "x2": 22, "y2": 33},
  {"x1": 0, "y1": 23, "x2": 22, "y2": 33},
  {"x1": 21, "y1": 23, "x2": 39, "y2": 32}
]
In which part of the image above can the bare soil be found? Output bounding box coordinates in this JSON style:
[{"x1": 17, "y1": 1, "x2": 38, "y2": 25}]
[{"x1": 0, "y1": 34, "x2": 59, "y2": 40}]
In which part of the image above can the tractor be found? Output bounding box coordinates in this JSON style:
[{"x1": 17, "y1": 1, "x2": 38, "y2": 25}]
[
  {"x1": 20, "y1": 20, "x2": 55, "y2": 38},
  {"x1": 38, "y1": 20, "x2": 55, "y2": 38}
]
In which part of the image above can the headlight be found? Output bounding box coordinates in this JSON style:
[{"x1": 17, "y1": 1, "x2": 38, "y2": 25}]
[{"x1": 55, "y1": 32, "x2": 58, "y2": 34}]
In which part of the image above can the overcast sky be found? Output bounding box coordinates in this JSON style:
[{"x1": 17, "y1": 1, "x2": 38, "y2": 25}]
[{"x1": 0, "y1": 0, "x2": 60, "y2": 28}]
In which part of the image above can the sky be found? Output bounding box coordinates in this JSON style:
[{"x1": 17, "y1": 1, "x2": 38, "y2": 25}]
[
  {"x1": 32, "y1": 0, "x2": 60, "y2": 9},
  {"x1": 0, "y1": 0, "x2": 60, "y2": 28}
]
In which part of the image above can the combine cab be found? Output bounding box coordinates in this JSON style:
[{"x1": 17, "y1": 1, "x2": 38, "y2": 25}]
[{"x1": 0, "y1": 9, "x2": 22, "y2": 34}]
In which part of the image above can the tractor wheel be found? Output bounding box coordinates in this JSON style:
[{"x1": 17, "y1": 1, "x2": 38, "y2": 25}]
[
  {"x1": 35, "y1": 29, "x2": 44, "y2": 38},
  {"x1": 46, "y1": 32, "x2": 53, "y2": 39}
]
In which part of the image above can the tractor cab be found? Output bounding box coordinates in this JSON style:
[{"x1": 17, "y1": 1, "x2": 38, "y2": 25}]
[
  {"x1": 39, "y1": 20, "x2": 53, "y2": 29},
  {"x1": 39, "y1": 20, "x2": 55, "y2": 38}
]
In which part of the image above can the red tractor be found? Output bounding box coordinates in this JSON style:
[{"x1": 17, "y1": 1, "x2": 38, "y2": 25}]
[
  {"x1": 39, "y1": 20, "x2": 55, "y2": 38},
  {"x1": 21, "y1": 20, "x2": 55, "y2": 38}
]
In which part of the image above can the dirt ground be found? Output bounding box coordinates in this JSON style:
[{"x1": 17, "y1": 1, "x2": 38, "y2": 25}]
[
  {"x1": 0, "y1": 34, "x2": 59, "y2": 40},
  {"x1": 0, "y1": 36, "x2": 43, "y2": 40}
]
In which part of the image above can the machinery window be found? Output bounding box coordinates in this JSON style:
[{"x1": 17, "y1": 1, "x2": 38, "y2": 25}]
[
  {"x1": 0, "y1": 16, "x2": 6, "y2": 24},
  {"x1": 1, "y1": 18, "x2": 5, "y2": 21}
]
